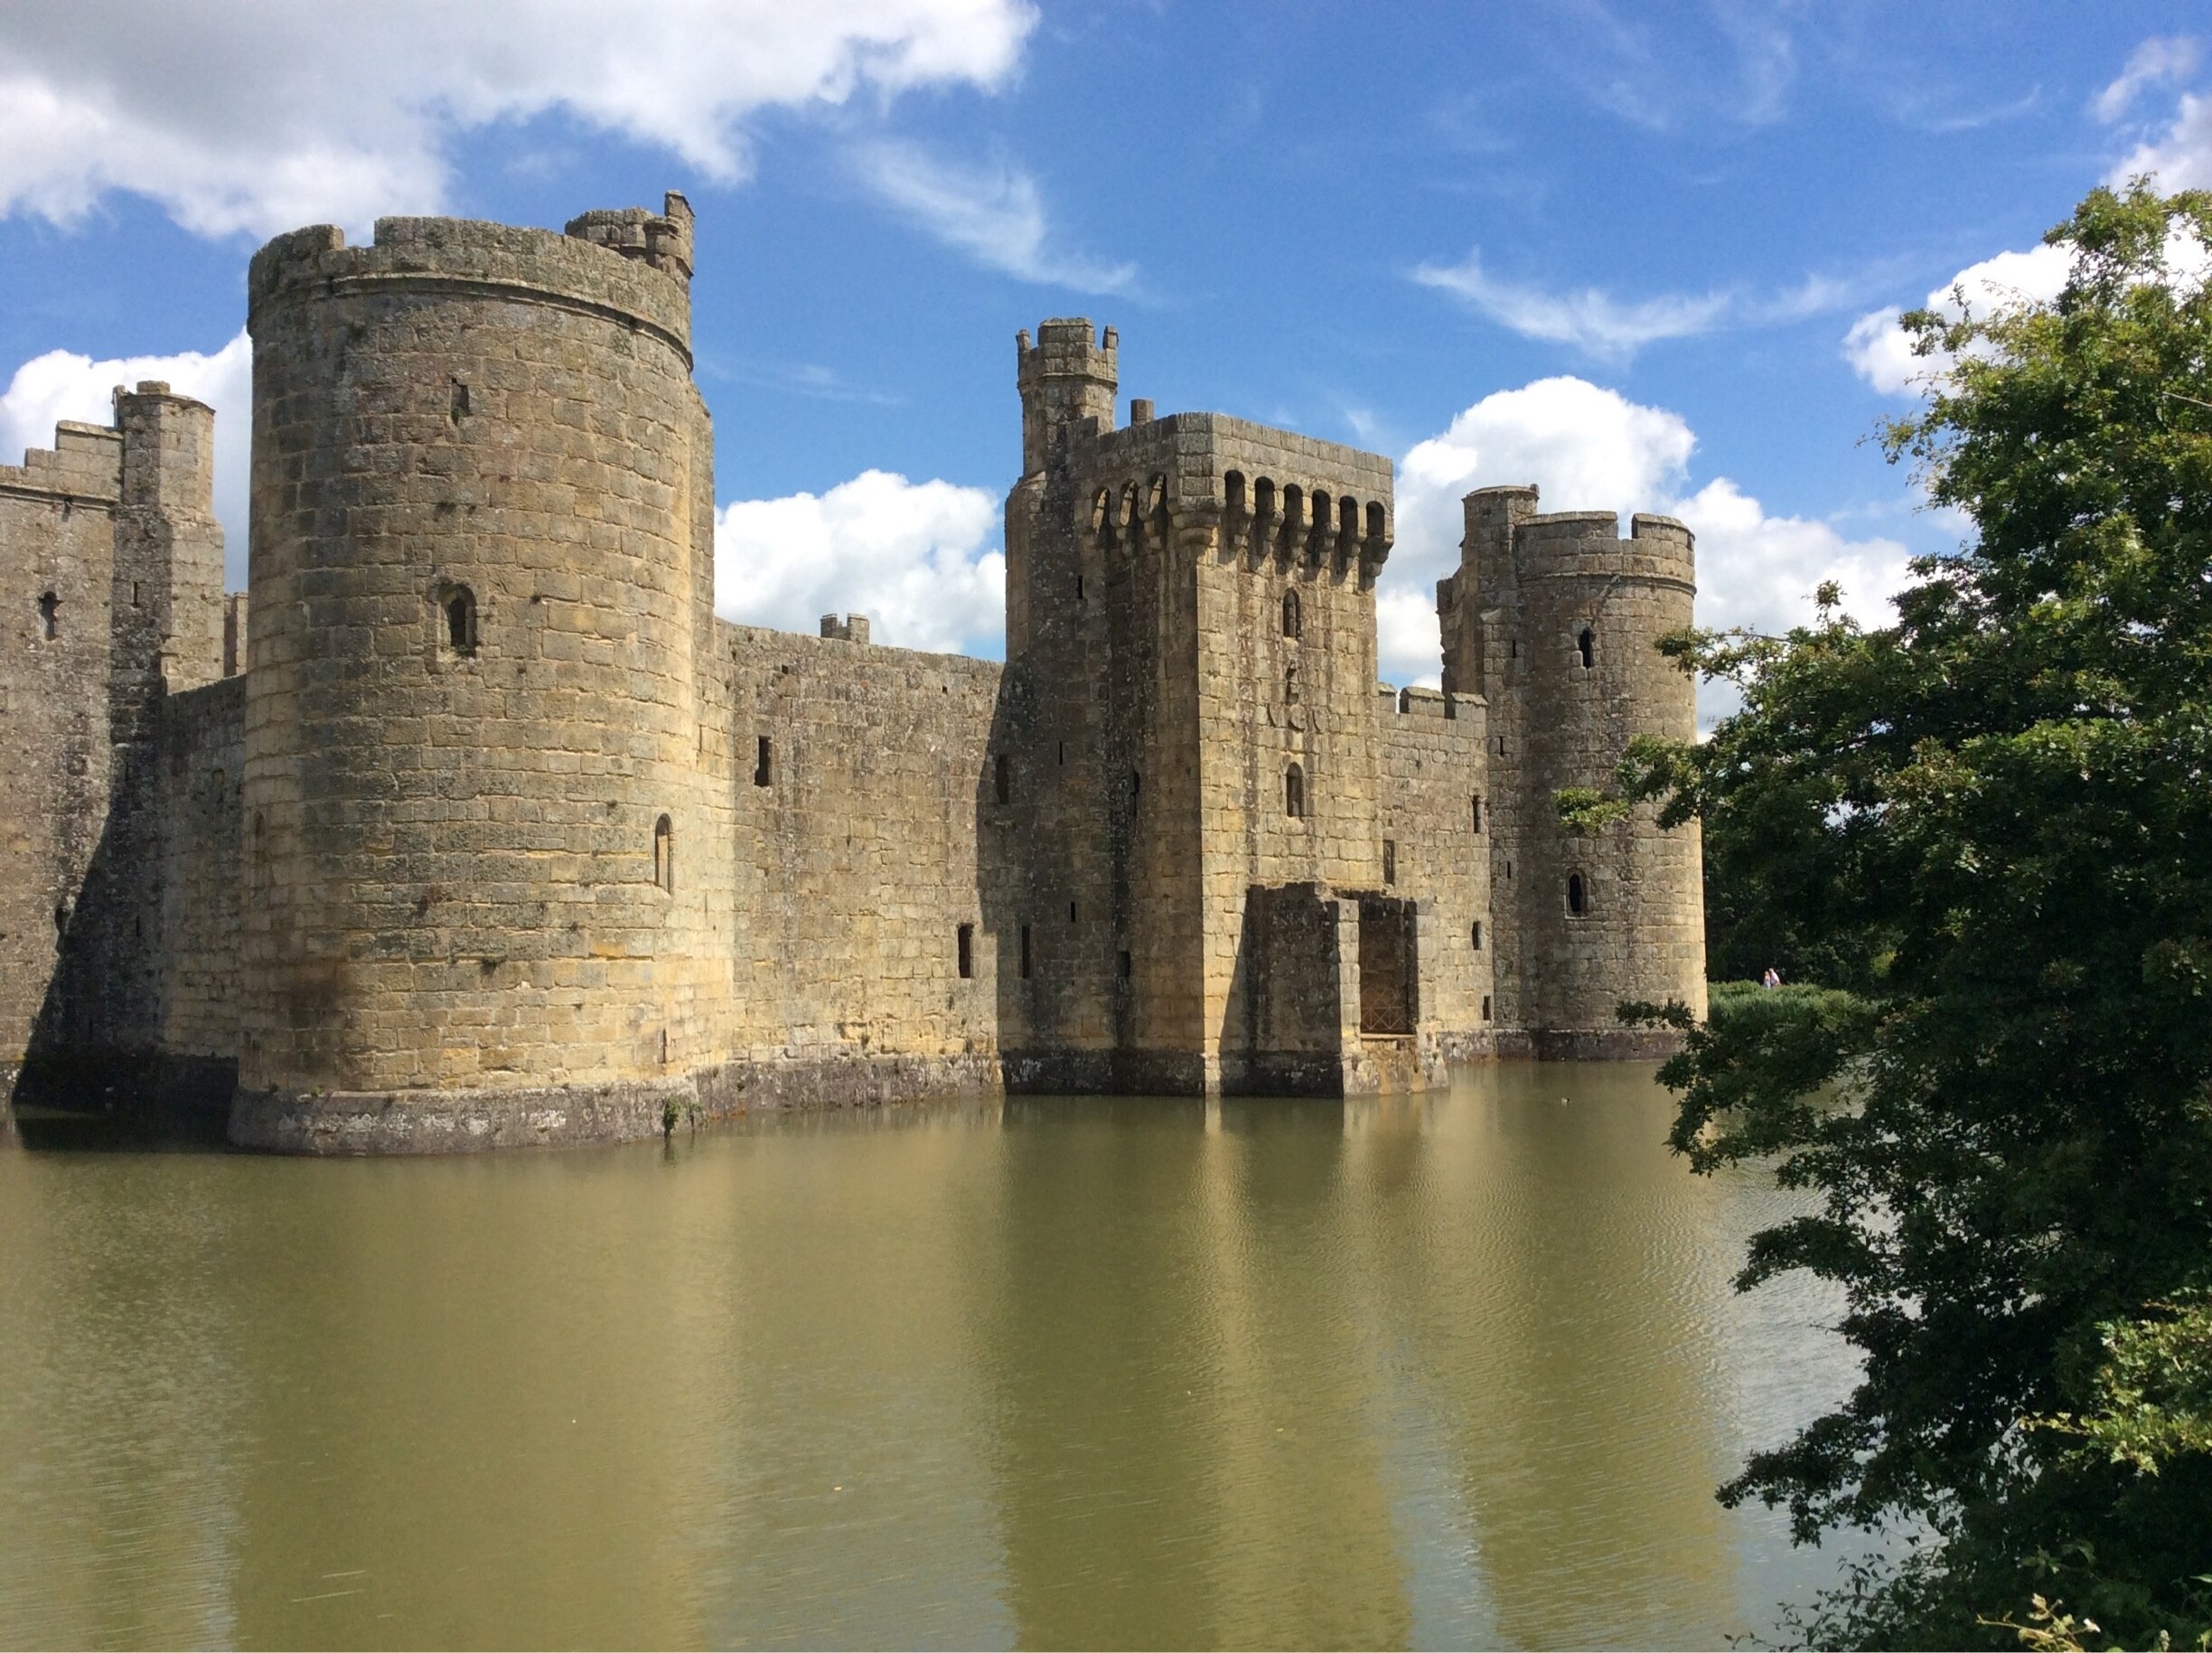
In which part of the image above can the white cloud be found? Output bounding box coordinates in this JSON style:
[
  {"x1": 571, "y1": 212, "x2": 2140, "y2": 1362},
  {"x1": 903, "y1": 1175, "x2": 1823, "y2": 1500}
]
[
  {"x1": 1842, "y1": 242, "x2": 2071, "y2": 396},
  {"x1": 0, "y1": 1, "x2": 1036, "y2": 238},
  {"x1": 1378, "y1": 377, "x2": 1909, "y2": 720},
  {"x1": 0, "y1": 329, "x2": 251, "y2": 587},
  {"x1": 715, "y1": 469, "x2": 1003, "y2": 655},
  {"x1": 850, "y1": 141, "x2": 1136, "y2": 293},
  {"x1": 2093, "y1": 36, "x2": 2200, "y2": 123},
  {"x1": 2110, "y1": 89, "x2": 2212, "y2": 191}
]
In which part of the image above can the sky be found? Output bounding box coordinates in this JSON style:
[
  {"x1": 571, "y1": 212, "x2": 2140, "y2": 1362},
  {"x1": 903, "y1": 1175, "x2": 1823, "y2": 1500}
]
[{"x1": 2, "y1": 2, "x2": 2208, "y2": 709}]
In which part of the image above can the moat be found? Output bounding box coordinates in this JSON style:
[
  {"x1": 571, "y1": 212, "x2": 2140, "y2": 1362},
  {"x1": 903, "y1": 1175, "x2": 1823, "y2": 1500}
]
[{"x1": 0, "y1": 1062, "x2": 1865, "y2": 1649}]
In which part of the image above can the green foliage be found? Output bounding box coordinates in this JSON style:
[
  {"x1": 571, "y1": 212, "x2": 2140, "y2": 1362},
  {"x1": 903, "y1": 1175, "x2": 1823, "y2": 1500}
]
[
  {"x1": 1622, "y1": 183, "x2": 2212, "y2": 1648},
  {"x1": 1556, "y1": 784, "x2": 1632, "y2": 834}
]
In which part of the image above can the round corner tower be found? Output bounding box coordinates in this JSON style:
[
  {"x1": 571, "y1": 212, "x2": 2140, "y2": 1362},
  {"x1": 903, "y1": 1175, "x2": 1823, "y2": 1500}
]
[
  {"x1": 234, "y1": 193, "x2": 725, "y2": 1151},
  {"x1": 1449, "y1": 486, "x2": 1706, "y2": 1057}
]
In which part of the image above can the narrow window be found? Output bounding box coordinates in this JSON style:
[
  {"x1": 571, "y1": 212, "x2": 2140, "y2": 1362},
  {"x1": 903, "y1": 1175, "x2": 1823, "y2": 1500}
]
[
  {"x1": 1118, "y1": 949, "x2": 1132, "y2": 980},
  {"x1": 995, "y1": 753, "x2": 1012, "y2": 806},
  {"x1": 443, "y1": 586, "x2": 476, "y2": 653},
  {"x1": 1282, "y1": 587, "x2": 1302, "y2": 638},
  {"x1": 1057, "y1": 741, "x2": 1065, "y2": 766},
  {"x1": 1579, "y1": 627, "x2": 1595, "y2": 670},
  {"x1": 1511, "y1": 638, "x2": 1520, "y2": 659},
  {"x1": 1482, "y1": 994, "x2": 1492, "y2": 1022},
  {"x1": 1019, "y1": 924, "x2": 1033, "y2": 980},
  {"x1": 1130, "y1": 769, "x2": 1141, "y2": 797},
  {"x1": 451, "y1": 380, "x2": 470, "y2": 421},
  {"x1": 1284, "y1": 662, "x2": 1299, "y2": 704},
  {"x1": 39, "y1": 591, "x2": 58, "y2": 640},
  {"x1": 1505, "y1": 859, "x2": 1514, "y2": 881},
  {"x1": 1068, "y1": 901, "x2": 1077, "y2": 924},
  {"x1": 1285, "y1": 762, "x2": 1305, "y2": 820},
  {"x1": 1568, "y1": 872, "x2": 1587, "y2": 916},
  {"x1": 1076, "y1": 575, "x2": 1085, "y2": 601},
  {"x1": 755, "y1": 737, "x2": 772, "y2": 787},
  {"x1": 957, "y1": 924, "x2": 974, "y2": 979},
  {"x1": 1382, "y1": 839, "x2": 1397, "y2": 885},
  {"x1": 131, "y1": 581, "x2": 141, "y2": 607},
  {"x1": 653, "y1": 814, "x2": 674, "y2": 893},
  {"x1": 1471, "y1": 921, "x2": 1483, "y2": 951},
  {"x1": 1471, "y1": 794, "x2": 1484, "y2": 834}
]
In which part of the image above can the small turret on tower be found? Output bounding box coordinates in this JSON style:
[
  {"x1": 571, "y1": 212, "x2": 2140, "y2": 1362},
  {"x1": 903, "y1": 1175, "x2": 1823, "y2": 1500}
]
[
  {"x1": 1016, "y1": 319, "x2": 1117, "y2": 476},
  {"x1": 564, "y1": 192, "x2": 694, "y2": 283}
]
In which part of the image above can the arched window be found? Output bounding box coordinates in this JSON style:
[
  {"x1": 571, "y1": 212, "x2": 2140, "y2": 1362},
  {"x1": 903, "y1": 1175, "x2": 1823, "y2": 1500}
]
[
  {"x1": 1282, "y1": 587, "x2": 1301, "y2": 638},
  {"x1": 441, "y1": 584, "x2": 477, "y2": 654},
  {"x1": 38, "y1": 591, "x2": 58, "y2": 640},
  {"x1": 1284, "y1": 762, "x2": 1305, "y2": 820},
  {"x1": 653, "y1": 814, "x2": 674, "y2": 893},
  {"x1": 1567, "y1": 871, "x2": 1587, "y2": 916},
  {"x1": 1578, "y1": 627, "x2": 1594, "y2": 670}
]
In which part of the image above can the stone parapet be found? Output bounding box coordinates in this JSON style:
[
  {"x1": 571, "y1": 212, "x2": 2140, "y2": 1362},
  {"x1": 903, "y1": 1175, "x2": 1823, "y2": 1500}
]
[{"x1": 248, "y1": 206, "x2": 692, "y2": 363}]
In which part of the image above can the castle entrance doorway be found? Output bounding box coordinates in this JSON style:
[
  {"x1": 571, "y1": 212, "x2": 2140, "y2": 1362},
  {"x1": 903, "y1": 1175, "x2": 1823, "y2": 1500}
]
[{"x1": 1357, "y1": 897, "x2": 1416, "y2": 1036}]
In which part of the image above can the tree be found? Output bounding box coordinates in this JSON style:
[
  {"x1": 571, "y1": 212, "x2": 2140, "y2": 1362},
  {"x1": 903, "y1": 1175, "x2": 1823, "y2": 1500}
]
[{"x1": 1611, "y1": 183, "x2": 2212, "y2": 1648}]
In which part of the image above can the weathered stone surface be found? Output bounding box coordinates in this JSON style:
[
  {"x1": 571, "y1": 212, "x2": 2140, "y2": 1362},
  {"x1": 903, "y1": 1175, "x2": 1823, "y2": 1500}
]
[{"x1": 0, "y1": 204, "x2": 1705, "y2": 1152}]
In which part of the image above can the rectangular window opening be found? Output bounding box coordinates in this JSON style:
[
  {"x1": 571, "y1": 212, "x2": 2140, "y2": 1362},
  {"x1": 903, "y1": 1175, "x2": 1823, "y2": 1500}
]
[
  {"x1": 1482, "y1": 994, "x2": 1493, "y2": 1021},
  {"x1": 1019, "y1": 924, "x2": 1033, "y2": 981},
  {"x1": 957, "y1": 924, "x2": 973, "y2": 979},
  {"x1": 995, "y1": 752, "x2": 1012, "y2": 806},
  {"x1": 1382, "y1": 840, "x2": 1397, "y2": 886},
  {"x1": 1471, "y1": 921, "x2": 1484, "y2": 951},
  {"x1": 1118, "y1": 949, "x2": 1132, "y2": 980},
  {"x1": 755, "y1": 736, "x2": 772, "y2": 787},
  {"x1": 1471, "y1": 794, "x2": 1483, "y2": 834}
]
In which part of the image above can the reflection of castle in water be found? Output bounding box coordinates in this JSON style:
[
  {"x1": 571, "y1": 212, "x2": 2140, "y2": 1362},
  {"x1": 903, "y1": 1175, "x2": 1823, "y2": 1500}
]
[
  {"x1": 2, "y1": 194, "x2": 1701, "y2": 1151},
  {"x1": 0, "y1": 1076, "x2": 1804, "y2": 1648}
]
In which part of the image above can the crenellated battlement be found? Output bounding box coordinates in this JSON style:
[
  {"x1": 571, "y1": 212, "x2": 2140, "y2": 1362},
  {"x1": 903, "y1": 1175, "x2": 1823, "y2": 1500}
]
[
  {"x1": 247, "y1": 199, "x2": 694, "y2": 360},
  {"x1": 0, "y1": 421, "x2": 123, "y2": 503}
]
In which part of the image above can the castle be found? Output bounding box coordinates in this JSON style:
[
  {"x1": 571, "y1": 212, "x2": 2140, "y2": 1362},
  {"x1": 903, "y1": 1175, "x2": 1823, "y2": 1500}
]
[{"x1": 0, "y1": 194, "x2": 1704, "y2": 1153}]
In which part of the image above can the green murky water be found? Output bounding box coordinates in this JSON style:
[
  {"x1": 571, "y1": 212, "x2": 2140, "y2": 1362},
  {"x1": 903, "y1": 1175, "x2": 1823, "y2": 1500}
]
[{"x1": 0, "y1": 1063, "x2": 1866, "y2": 1649}]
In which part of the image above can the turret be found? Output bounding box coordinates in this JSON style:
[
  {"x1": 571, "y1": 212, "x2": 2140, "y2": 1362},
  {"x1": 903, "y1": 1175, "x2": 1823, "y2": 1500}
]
[
  {"x1": 1016, "y1": 319, "x2": 1117, "y2": 476},
  {"x1": 1452, "y1": 484, "x2": 1705, "y2": 1055},
  {"x1": 234, "y1": 200, "x2": 725, "y2": 1151}
]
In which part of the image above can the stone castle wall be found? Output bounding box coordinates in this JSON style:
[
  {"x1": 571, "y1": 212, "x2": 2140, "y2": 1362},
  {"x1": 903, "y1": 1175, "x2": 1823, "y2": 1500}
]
[
  {"x1": 157, "y1": 675, "x2": 244, "y2": 1083},
  {"x1": 0, "y1": 422, "x2": 123, "y2": 1103},
  {"x1": 715, "y1": 621, "x2": 1007, "y2": 1109}
]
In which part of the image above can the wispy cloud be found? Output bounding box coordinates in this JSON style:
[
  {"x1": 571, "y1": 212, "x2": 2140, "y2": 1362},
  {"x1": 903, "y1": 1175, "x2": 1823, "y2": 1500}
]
[
  {"x1": 708, "y1": 358, "x2": 904, "y2": 407},
  {"x1": 851, "y1": 140, "x2": 1136, "y2": 295},
  {"x1": 1411, "y1": 248, "x2": 1863, "y2": 362},
  {"x1": 1411, "y1": 250, "x2": 1729, "y2": 360},
  {"x1": 2094, "y1": 35, "x2": 2200, "y2": 123}
]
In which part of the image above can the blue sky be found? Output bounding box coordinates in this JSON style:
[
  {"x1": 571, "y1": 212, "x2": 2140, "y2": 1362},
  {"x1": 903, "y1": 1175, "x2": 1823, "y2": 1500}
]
[{"x1": 3, "y1": 2, "x2": 2207, "y2": 696}]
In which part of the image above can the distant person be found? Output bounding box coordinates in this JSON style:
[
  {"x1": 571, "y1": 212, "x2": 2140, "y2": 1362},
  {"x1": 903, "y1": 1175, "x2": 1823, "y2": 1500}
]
[{"x1": 1762, "y1": 966, "x2": 1781, "y2": 990}]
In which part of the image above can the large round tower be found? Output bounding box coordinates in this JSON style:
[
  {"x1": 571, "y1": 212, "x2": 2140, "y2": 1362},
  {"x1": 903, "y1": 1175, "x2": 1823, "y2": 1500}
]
[
  {"x1": 1451, "y1": 488, "x2": 1706, "y2": 1057},
  {"x1": 232, "y1": 196, "x2": 726, "y2": 1151}
]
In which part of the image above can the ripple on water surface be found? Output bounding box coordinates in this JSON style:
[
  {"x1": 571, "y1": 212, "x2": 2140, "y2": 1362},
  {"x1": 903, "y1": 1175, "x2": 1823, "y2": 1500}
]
[{"x1": 0, "y1": 1064, "x2": 1867, "y2": 1650}]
